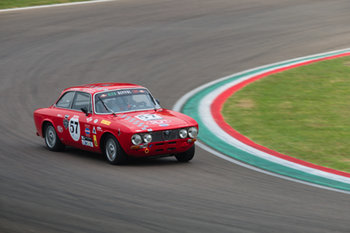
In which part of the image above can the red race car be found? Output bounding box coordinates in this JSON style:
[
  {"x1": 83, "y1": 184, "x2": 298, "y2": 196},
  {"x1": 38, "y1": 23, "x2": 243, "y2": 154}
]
[{"x1": 33, "y1": 83, "x2": 198, "y2": 164}]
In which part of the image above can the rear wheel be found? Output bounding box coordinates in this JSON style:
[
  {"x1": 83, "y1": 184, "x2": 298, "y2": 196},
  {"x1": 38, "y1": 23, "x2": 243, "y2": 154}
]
[
  {"x1": 175, "y1": 145, "x2": 195, "y2": 162},
  {"x1": 44, "y1": 123, "x2": 65, "y2": 151},
  {"x1": 104, "y1": 135, "x2": 127, "y2": 165}
]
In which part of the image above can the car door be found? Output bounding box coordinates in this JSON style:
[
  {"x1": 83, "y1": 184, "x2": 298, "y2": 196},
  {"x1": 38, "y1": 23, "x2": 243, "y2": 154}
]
[
  {"x1": 52, "y1": 91, "x2": 77, "y2": 146},
  {"x1": 68, "y1": 91, "x2": 96, "y2": 151}
]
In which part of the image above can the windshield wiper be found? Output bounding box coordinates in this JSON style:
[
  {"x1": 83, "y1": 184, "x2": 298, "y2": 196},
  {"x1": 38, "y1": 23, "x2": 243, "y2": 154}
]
[{"x1": 97, "y1": 96, "x2": 116, "y2": 116}]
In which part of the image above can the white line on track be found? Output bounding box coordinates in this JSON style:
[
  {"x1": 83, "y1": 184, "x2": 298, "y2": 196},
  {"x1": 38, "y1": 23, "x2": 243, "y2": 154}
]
[
  {"x1": 173, "y1": 48, "x2": 350, "y2": 194},
  {"x1": 0, "y1": 0, "x2": 115, "y2": 13},
  {"x1": 197, "y1": 141, "x2": 350, "y2": 195},
  {"x1": 198, "y1": 60, "x2": 350, "y2": 184}
]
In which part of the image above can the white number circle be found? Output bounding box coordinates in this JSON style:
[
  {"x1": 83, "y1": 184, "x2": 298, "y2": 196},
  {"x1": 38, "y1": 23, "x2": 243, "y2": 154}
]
[{"x1": 69, "y1": 117, "x2": 80, "y2": 141}]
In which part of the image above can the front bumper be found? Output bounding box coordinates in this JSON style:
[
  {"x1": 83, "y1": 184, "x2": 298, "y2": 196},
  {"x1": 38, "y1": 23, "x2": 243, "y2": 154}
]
[{"x1": 127, "y1": 138, "x2": 196, "y2": 157}]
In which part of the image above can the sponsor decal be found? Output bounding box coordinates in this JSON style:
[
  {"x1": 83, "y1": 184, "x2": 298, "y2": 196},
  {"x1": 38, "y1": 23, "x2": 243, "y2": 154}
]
[
  {"x1": 93, "y1": 135, "x2": 98, "y2": 147},
  {"x1": 69, "y1": 116, "x2": 80, "y2": 141},
  {"x1": 100, "y1": 89, "x2": 148, "y2": 99},
  {"x1": 57, "y1": 114, "x2": 62, "y2": 117},
  {"x1": 57, "y1": 125, "x2": 63, "y2": 133},
  {"x1": 63, "y1": 115, "x2": 69, "y2": 129},
  {"x1": 96, "y1": 126, "x2": 102, "y2": 131},
  {"x1": 116, "y1": 90, "x2": 132, "y2": 95},
  {"x1": 92, "y1": 127, "x2": 96, "y2": 134},
  {"x1": 85, "y1": 128, "x2": 90, "y2": 135},
  {"x1": 87, "y1": 117, "x2": 93, "y2": 122},
  {"x1": 132, "y1": 89, "x2": 145, "y2": 94},
  {"x1": 63, "y1": 119, "x2": 68, "y2": 129},
  {"x1": 101, "y1": 120, "x2": 111, "y2": 126},
  {"x1": 159, "y1": 124, "x2": 169, "y2": 127},
  {"x1": 148, "y1": 119, "x2": 171, "y2": 125},
  {"x1": 118, "y1": 114, "x2": 153, "y2": 131},
  {"x1": 135, "y1": 114, "x2": 162, "y2": 121},
  {"x1": 94, "y1": 119, "x2": 98, "y2": 124},
  {"x1": 81, "y1": 136, "x2": 93, "y2": 147}
]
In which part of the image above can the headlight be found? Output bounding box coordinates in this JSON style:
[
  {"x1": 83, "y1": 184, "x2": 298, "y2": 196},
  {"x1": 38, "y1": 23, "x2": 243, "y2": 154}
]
[
  {"x1": 179, "y1": 129, "x2": 188, "y2": 139},
  {"x1": 188, "y1": 127, "x2": 198, "y2": 139},
  {"x1": 143, "y1": 133, "x2": 152, "y2": 143},
  {"x1": 131, "y1": 134, "x2": 142, "y2": 145}
]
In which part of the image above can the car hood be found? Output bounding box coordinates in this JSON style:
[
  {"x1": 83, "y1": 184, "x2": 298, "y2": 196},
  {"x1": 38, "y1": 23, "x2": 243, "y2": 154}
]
[{"x1": 109, "y1": 109, "x2": 196, "y2": 132}]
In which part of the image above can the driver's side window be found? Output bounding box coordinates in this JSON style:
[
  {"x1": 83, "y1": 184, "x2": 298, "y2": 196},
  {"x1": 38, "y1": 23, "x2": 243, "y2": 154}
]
[
  {"x1": 71, "y1": 92, "x2": 91, "y2": 112},
  {"x1": 56, "y1": 91, "x2": 75, "y2": 109}
]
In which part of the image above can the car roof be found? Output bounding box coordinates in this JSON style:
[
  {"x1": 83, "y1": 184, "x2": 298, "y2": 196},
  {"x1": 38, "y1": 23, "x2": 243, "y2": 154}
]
[{"x1": 63, "y1": 83, "x2": 144, "y2": 94}]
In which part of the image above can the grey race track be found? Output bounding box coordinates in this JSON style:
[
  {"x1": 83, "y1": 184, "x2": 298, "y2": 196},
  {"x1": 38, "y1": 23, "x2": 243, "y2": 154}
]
[{"x1": 1, "y1": 0, "x2": 350, "y2": 232}]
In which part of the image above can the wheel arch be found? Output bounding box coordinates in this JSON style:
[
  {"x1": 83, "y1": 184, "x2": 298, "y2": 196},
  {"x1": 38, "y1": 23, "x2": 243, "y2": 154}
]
[
  {"x1": 41, "y1": 120, "x2": 55, "y2": 138},
  {"x1": 100, "y1": 132, "x2": 118, "y2": 153}
]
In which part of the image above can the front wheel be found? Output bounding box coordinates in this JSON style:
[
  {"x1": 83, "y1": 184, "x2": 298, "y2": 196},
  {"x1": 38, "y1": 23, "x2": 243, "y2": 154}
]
[
  {"x1": 104, "y1": 135, "x2": 127, "y2": 165},
  {"x1": 175, "y1": 145, "x2": 195, "y2": 162},
  {"x1": 44, "y1": 123, "x2": 65, "y2": 151}
]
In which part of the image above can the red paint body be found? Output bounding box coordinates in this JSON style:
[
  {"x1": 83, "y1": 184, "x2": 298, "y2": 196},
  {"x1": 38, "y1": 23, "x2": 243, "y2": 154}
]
[{"x1": 34, "y1": 83, "x2": 198, "y2": 158}]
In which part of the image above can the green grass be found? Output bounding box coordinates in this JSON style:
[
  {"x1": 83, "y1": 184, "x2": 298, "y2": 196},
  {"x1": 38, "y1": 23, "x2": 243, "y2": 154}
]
[
  {"x1": 0, "y1": 0, "x2": 91, "y2": 9},
  {"x1": 222, "y1": 56, "x2": 350, "y2": 172}
]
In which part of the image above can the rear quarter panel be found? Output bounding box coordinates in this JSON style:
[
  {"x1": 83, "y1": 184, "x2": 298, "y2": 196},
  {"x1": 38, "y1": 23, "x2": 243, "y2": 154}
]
[{"x1": 33, "y1": 108, "x2": 55, "y2": 137}]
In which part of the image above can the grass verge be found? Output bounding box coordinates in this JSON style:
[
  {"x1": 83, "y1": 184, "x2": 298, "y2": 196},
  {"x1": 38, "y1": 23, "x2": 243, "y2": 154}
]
[
  {"x1": 222, "y1": 56, "x2": 350, "y2": 172},
  {"x1": 0, "y1": 0, "x2": 91, "y2": 9}
]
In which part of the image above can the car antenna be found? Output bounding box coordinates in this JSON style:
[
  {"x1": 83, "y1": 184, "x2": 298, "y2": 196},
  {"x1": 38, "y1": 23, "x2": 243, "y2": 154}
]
[{"x1": 98, "y1": 96, "x2": 116, "y2": 116}]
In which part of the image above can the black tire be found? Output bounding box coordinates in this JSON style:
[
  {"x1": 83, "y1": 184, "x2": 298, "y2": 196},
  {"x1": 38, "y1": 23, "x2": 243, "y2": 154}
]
[
  {"x1": 104, "y1": 135, "x2": 127, "y2": 165},
  {"x1": 44, "y1": 123, "x2": 65, "y2": 151},
  {"x1": 175, "y1": 145, "x2": 195, "y2": 162}
]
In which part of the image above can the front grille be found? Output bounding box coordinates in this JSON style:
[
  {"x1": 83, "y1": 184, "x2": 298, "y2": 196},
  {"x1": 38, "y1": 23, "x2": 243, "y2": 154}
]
[{"x1": 151, "y1": 129, "x2": 180, "y2": 142}]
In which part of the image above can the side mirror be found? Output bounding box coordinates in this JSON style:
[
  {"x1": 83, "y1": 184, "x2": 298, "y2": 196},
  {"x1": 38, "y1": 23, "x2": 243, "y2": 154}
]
[{"x1": 81, "y1": 107, "x2": 90, "y2": 116}]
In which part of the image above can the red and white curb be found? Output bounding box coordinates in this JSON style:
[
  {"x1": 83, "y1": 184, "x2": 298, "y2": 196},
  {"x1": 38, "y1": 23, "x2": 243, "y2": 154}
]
[{"x1": 174, "y1": 48, "x2": 350, "y2": 193}]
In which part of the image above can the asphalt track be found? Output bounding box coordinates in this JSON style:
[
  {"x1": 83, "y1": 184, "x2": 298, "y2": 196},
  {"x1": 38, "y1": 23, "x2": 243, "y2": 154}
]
[{"x1": 1, "y1": 0, "x2": 350, "y2": 232}]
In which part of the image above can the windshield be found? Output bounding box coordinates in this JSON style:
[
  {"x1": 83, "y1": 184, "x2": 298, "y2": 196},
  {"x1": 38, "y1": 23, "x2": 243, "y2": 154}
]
[{"x1": 94, "y1": 88, "x2": 160, "y2": 114}]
